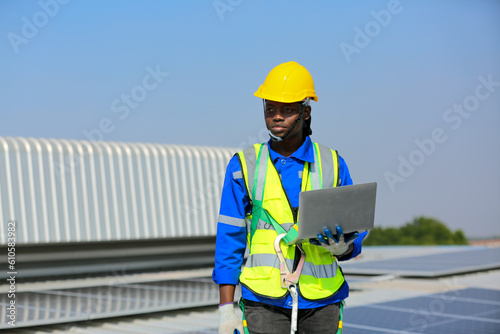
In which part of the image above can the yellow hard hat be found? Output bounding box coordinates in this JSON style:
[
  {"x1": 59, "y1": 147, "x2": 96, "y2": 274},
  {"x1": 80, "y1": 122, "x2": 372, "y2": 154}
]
[{"x1": 254, "y1": 61, "x2": 318, "y2": 102}]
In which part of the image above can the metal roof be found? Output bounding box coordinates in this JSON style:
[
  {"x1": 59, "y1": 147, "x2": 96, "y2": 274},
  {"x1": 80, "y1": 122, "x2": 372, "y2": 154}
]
[{"x1": 0, "y1": 136, "x2": 237, "y2": 244}]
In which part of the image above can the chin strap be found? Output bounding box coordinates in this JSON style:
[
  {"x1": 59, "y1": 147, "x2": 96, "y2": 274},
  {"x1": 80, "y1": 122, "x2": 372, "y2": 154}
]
[{"x1": 266, "y1": 100, "x2": 306, "y2": 142}]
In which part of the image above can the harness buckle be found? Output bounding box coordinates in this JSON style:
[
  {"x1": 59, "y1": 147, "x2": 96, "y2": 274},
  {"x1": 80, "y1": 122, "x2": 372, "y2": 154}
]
[{"x1": 274, "y1": 234, "x2": 306, "y2": 290}]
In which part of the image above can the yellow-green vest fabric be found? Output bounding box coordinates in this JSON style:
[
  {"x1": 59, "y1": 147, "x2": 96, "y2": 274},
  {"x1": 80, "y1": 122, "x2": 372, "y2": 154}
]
[{"x1": 237, "y1": 142, "x2": 345, "y2": 300}]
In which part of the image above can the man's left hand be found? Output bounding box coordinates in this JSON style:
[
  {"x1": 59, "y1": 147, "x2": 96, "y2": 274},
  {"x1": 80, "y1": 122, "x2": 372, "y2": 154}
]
[{"x1": 309, "y1": 226, "x2": 358, "y2": 256}]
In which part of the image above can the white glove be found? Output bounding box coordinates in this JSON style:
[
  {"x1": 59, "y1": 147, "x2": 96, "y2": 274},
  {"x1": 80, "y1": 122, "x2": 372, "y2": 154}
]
[
  {"x1": 218, "y1": 303, "x2": 244, "y2": 334},
  {"x1": 309, "y1": 226, "x2": 358, "y2": 256}
]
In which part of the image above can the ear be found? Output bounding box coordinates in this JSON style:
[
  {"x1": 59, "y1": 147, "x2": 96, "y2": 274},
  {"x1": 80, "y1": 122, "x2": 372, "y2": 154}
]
[{"x1": 303, "y1": 106, "x2": 311, "y2": 120}]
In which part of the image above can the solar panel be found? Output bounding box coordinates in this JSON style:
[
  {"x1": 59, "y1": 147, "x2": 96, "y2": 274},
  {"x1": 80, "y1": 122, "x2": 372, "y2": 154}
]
[
  {"x1": 0, "y1": 278, "x2": 220, "y2": 329},
  {"x1": 481, "y1": 310, "x2": 500, "y2": 320},
  {"x1": 343, "y1": 288, "x2": 500, "y2": 334},
  {"x1": 447, "y1": 287, "x2": 500, "y2": 302},
  {"x1": 373, "y1": 296, "x2": 499, "y2": 316},
  {"x1": 417, "y1": 319, "x2": 500, "y2": 334},
  {"x1": 342, "y1": 247, "x2": 500, "y2": 277}
]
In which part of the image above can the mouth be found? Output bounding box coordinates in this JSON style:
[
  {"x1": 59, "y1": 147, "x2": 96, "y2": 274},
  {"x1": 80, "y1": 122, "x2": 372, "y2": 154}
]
[{"x1": 272, "y1": 125, "x2": 286, "y2": 132}]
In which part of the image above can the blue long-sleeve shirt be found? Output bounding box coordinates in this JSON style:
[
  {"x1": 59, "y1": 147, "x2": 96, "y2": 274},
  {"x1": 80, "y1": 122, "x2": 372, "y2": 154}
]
[{"x1": 212, "y1": 136, "x2": 367, "y2": 309}]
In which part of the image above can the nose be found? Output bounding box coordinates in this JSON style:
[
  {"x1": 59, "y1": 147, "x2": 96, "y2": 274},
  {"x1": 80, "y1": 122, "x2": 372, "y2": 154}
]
[
  {"x1": 273, "y1": 115, "x2": 284, "y2": 122},
  {"x1": 272, "y1": 110, "x2": 285, "y2": 121}
]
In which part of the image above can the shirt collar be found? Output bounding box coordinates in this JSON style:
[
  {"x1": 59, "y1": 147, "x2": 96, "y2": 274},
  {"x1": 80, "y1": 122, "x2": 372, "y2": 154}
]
[{"x1": 267, "y1": 136, "x2": 315, "y2": 163}]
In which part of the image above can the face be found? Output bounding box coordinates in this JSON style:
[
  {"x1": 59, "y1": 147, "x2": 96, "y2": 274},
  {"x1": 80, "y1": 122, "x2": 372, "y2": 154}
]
[{"x1": 264, "y1": 100, "x2": 311, "y2": 140}]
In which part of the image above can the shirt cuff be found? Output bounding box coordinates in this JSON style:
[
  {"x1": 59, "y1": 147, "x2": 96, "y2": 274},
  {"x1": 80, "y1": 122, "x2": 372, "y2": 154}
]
[{"x1": 212, "y1": 268, "x2": 241, "y2": 285}]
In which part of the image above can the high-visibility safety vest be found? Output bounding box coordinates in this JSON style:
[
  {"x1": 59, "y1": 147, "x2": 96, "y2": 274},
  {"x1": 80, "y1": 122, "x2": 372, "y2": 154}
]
[{"x1": 237, "y1": 142, "x2": 346, "y2": 300}]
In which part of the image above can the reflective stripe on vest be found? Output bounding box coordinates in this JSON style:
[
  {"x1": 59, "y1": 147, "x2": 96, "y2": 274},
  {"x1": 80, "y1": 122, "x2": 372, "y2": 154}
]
[
  {"x1": 245, "y1": 252, "x2": 339, "y2": 279},
  {"x1": 237, "y1": 142, "x2": 345, "y2": 300}
]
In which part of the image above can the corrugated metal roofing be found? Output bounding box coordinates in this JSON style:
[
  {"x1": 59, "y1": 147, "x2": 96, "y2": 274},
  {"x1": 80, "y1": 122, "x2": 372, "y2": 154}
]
[{"x1": 0, "y1": 137, "x2": 237, "y2": 244}]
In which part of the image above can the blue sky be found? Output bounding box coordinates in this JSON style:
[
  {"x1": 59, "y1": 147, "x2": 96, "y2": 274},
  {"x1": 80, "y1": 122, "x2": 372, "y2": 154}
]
[{"x1": 1, "y1": 0, "x2": 499, "y2": 238}]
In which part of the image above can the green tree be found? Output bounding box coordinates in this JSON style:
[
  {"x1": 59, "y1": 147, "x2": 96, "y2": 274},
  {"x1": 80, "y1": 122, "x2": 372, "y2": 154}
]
[
  {"x1": 453, "y1": 230, "x2": 467, "y2": 244},
  {"x1": 363, "y1": 216, "x2": 468, "y2": 246}
]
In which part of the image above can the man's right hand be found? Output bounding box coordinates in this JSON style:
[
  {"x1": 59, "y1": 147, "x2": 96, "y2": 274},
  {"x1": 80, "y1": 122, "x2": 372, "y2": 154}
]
[{"x1": 219, "y1": 303, "x2": 244, "y2": 334}]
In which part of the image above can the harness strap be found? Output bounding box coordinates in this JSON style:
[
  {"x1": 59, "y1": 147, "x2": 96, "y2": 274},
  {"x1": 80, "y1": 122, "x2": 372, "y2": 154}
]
[
  {"x1": 274, "y1": 233, "x2": 305, "y2": 334},
  {"x1": 289, "y1": 285, "x2": 299, "y2": 334},
  {"x1": 337, "y1": 301, "x2": 344, "y2": 334},
  {"x1": 238, "y1": 299, "x2": 250, "y2": 334}
]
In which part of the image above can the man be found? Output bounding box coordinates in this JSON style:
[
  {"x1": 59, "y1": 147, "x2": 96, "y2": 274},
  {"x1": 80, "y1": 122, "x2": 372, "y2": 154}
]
[{"x1": 213, "y1": 61, "x2": 367, "y2": 334}]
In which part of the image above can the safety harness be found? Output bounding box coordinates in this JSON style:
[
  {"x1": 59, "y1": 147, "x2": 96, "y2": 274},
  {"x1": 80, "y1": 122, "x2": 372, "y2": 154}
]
[
  {"x1": 237, "y1": 142, "x2": 344, "y2": 333},
  {"x1": 240, "y1": 232, "x2": 343, "y2": 334}
]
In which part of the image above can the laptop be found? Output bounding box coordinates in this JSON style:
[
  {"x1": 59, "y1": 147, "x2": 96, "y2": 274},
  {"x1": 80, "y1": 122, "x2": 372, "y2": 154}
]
[{"x1": 297, "y1": 182, "x2": 377, "y2": 241}]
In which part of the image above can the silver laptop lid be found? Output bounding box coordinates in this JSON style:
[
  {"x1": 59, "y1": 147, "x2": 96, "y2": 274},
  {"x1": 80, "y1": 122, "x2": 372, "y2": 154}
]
[{"x1": 297, "y1": 182, "x2": 377, "y2": 240}]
